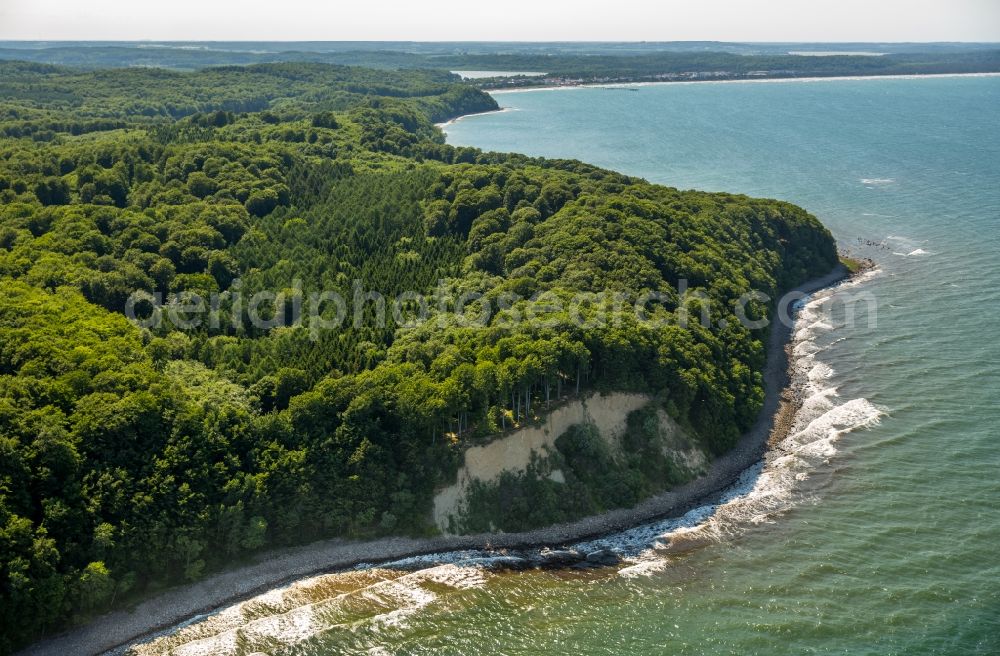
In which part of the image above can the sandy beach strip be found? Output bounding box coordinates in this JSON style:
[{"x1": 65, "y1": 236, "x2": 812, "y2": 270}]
[{"x1": 484, "y1": 71, "x2": 1000, "y2": 95}]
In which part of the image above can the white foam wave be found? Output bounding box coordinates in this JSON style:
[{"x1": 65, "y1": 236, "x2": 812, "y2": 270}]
[
  {"x1": 841, "y1": 266, "x2": 882, "y2": 288},
  {"x1": 886, "y1": 234, "x2": 931, "y2": 253},
  {"x1": 808, "y1": 362, "x2": 835, "y2": 382},
  {"x1": 860, "y1": 178, "x2": 895, "y2": 185},
  {"x1": 128, "y1": 563, "x2": 489, "y2": 655},
  {"x1": 617, "y1": 556, "x2": 669, "y2": 579},
  {"x1": 792, "y1": 340, "x2": 820, "y2": 357},
  {"x1": 593, "y1": 271, "x2": 886, "y2": 577},
  {"x1": 797, "y1": 387, "x2": 839, "y2": 424},
  {"x1": 606, "y1": 395, "x2": 884, "y2": 576}
]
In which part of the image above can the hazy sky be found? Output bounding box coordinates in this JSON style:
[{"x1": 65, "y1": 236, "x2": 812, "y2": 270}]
[{"x1": 1, "y1": 0, "x2": 999, "y2": 42}]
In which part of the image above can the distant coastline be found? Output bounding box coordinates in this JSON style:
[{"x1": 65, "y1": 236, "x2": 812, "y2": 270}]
[
  {"x1": 483, "y1": 71, "x2": 1000, "y2": 95},
  {"x1": 437, "y1": 72, "x2": 1000, "y2": 132}
]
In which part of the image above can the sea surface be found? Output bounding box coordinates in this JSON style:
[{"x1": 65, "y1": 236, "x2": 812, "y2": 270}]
[{"x1": 137, "y1": 75, "x2": 1000, "y2": 655}]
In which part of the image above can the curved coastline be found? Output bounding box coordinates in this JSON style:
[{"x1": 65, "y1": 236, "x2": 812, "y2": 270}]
[
  {"x1": 435, "y1": 106, "x2": 513, "y2": 128},
  {"x1": 19, "y1": 264, "x2": 852, "y2": 656},
  {"x1": 438, "y1": 73, "x2": 1000, "y2": 130},
  {"x1": 483, "y1": 71, "x2": 1000, "y2": 95}
]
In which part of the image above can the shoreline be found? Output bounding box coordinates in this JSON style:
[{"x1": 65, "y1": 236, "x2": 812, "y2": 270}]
[
  {"x1": 435, "y1": 106, "x2": 514, "y2": 129},
  {"x1": 483, "y1": 71, "x2": 1000, "y2": 95},
  {"x1": 19, "y1": 264, "x2": 851, "y2": 656},
  {"x1": 437, "y1": 72, "x2": 1000, "y2": 130}
]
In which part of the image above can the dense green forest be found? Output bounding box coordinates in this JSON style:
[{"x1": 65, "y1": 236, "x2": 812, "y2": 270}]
[
  {"x1": 440, "y1": 49, "x2": 1000, "y2": 84},
  {"x1": 0, "y1": 60, "x2": 836, "y2": 652}
]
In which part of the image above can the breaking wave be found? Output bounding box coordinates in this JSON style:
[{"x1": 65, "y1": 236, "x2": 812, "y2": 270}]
[
  {"x1": 893, "y1": 247, "x2": 930, "y2": 257},
  {"x1": 125, "y1": 561, "x2": 491, "y2": 655},
  {"x1": 886, "y1": 235, "x2": 931, "y2": 257},
  {"x1": 579, "y1": 269, "x2": 886, "y2": 575}
]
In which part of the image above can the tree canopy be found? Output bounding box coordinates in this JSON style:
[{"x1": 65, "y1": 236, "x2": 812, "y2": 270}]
[{"x1": 0, "y1": 60, "x2": 836, "y2": 653}]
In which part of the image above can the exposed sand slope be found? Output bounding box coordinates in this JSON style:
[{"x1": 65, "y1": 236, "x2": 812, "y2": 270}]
[{"x1": 433, "y1": 392, "x2": 653, "y2": 532}]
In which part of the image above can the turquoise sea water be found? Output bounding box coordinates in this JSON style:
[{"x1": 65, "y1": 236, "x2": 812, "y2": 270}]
[{"x1": 142, "y1": 76, "x2": 1000, "y2": 655}]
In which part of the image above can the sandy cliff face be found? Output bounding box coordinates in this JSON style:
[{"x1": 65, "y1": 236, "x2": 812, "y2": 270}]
[{"x1": 433, "y1": 392, "x2": 705, "y2": 533}]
